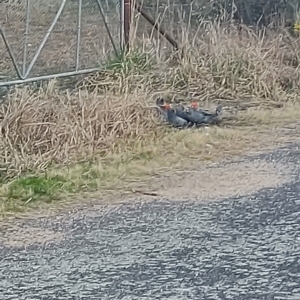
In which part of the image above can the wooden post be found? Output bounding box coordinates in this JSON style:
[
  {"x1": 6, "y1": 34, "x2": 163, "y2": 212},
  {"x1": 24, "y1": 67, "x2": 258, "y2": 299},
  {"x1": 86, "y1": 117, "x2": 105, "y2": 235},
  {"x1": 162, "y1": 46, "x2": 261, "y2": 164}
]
[{"x1": 123, "y1": 0, "x2": 132, "y2": 52}]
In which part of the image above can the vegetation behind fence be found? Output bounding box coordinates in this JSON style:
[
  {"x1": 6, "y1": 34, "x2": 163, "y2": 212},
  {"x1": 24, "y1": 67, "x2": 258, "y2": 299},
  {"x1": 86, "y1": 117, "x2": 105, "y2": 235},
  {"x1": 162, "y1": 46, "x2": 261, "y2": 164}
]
[
  {"x1": 138, "y1": 0, "x2": 299, "y2": 26},
  {"x1": 0, "y1": 0, "x2": 299, "y2": 86}
]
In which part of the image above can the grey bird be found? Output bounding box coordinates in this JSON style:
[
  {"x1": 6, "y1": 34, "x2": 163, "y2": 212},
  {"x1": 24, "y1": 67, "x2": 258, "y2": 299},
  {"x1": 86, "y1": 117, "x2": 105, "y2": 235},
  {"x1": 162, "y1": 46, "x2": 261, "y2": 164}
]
[
  {"x1": 191, "y1": 102, "x2": 222, "y2": 115},
  {"x1": 189, "y1": 104, "x2": 222, "y2": 125},
  {"x1": 155, "y1": 97, "x2": 168, "y2": 121},
  {"x1": 185, "y1": 107, "x2": 206, "y2": 125},
  {"x1": 166, "y1": 107, "x2": 189, "y2": 128},
  {"x1": 199, "y1": 105, "x2": 223, "y2": 125},
  {"x1": 174, "y1": 104, "x2": 190, "y2": 122}
]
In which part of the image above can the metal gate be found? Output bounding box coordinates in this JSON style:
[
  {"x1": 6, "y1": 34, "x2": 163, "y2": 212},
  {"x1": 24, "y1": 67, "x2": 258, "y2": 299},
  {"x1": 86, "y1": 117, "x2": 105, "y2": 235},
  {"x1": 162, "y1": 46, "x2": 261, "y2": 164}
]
[{"x1": 0, "y1": 0, "x2": 123, "y2": 87}]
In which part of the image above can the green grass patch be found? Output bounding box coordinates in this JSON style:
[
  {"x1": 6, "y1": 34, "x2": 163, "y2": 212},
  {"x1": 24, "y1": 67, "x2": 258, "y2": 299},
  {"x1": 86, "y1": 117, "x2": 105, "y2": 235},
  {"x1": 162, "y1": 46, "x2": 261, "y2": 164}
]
[
  {"x1": 103, "y1": 51, "x2": 154, "y2": 75},
  {"x1": 7, "y1": 174, "x2": 72, "y2": 204}
]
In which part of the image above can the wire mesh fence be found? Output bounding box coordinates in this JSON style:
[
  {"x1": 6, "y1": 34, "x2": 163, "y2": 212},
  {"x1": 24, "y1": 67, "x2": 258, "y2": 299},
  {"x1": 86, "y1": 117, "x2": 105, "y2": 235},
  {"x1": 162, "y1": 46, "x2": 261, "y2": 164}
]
[
  {"x1": 133, "y1": 2, "x2": 194, "y2": 44},
  {"x1": 0, "y1": 0, "x2": 122, "y2": 85},
  {"x1": 132, "y1": 0, "x2": 299, "y2": 43},
  {"x1": 0, "y1": 0, "x2": 299, "y2": 87},
  {"x1": 136, "y1": 0, "x2": 298, "y2": 27}
]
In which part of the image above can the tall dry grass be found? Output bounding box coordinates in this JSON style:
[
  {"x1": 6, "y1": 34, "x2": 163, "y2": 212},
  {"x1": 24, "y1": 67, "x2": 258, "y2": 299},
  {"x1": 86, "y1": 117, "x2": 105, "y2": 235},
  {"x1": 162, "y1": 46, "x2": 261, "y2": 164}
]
[{"x1": 1, "y1": 18, "x2": 300, "y2": 180}]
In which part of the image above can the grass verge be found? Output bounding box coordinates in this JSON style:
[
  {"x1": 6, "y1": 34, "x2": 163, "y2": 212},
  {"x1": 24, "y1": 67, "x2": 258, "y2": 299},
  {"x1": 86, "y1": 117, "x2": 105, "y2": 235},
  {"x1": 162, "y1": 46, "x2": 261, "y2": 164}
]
[{"x1": 1, "y1": 21, "x2": 300, "y2": 217}]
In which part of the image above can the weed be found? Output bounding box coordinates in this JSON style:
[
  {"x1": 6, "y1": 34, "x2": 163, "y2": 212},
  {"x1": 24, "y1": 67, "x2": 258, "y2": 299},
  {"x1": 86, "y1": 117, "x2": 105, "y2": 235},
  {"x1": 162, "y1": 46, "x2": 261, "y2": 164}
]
[
  {"x1": 7, "y1": 175, "x2": 70, "y2": 203},
  {"x1": 104, "y1": 51, "x2": 153, "y2": 73}
]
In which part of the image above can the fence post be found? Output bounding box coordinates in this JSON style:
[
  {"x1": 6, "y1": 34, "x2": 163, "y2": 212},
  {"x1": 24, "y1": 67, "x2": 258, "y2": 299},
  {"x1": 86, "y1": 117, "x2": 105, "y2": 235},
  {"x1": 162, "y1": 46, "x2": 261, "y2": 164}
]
[
  {"x1": 123, "y1": 0, "x2": 132, "y2": 52},
  {"x1": 120, "y1": 0, "x2": 124, "y2": 50}
]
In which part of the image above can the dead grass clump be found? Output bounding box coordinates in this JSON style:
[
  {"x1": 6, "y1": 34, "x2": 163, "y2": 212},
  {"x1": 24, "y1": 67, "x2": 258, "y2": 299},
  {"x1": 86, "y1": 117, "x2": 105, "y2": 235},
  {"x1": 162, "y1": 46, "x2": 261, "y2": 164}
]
[
  {"x1": 78, "y1": 23, "x2": 300, "y2": 116},
  {"x1": 0, "y1": 84, "x2": 162, "y2": 179},
  {"x1": 126, "y1": 21, "x2": 300, "y2": 108},
  {"x1": 79, "y1": 51, "x2": 155, "y2": 94},
  {"x1": 1, "y1": 22, "x2": 300, "y2": 187}
]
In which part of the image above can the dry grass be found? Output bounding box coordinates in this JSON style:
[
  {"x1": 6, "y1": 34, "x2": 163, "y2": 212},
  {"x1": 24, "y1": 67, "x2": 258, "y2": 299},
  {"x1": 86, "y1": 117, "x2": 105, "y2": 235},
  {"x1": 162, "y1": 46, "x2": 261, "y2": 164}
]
[{"x1": 1, "y1": 8, "x2": 300, "y2": 215}]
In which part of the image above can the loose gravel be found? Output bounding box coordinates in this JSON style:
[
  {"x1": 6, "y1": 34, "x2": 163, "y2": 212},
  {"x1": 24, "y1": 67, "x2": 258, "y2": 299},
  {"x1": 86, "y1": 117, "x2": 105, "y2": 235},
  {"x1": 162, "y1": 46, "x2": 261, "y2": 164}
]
[{"x1": 1, "y1": 145, "x2": 300, "y2": 299}]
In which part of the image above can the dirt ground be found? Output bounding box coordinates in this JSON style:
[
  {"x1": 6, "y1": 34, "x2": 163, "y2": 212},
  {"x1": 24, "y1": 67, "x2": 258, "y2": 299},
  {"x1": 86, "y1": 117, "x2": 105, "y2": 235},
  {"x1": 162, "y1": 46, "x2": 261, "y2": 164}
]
[
  {"x1": 0, "y1": 157, "x2": 292, "y2": 248},
  {"x1": 1, "y1": 123, "x2": 300, "y2": 249}
]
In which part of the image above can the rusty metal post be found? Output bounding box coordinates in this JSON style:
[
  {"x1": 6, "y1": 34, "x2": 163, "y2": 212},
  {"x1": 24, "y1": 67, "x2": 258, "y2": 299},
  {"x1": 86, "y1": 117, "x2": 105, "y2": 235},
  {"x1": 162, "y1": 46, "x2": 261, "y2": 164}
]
[
  {"x1": 123, "y1": 0, "x2": 132, "y2": 52},
  {"x1": 135, "y1": 2, "x2": 179, "y2": 50}
]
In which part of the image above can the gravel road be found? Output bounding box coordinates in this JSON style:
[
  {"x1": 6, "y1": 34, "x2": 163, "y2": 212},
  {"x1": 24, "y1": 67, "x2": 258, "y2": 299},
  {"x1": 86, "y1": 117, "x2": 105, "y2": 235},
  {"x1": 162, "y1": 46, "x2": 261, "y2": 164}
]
[{"x1": 1, "y1": 145, "x2": 300, "y2": 299}]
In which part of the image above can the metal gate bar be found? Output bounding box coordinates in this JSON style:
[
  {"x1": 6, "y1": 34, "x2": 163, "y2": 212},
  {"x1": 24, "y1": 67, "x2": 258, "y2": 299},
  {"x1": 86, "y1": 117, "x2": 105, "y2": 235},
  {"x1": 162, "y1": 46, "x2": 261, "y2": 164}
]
[
  {"x1": 24, "y1": 0, "x2": 67, "y2": 79},
  {"x1": 23, "y1": 0, "x2": 31, "y2": 77},
  {"x1": 0, "y1": 0, "x2": 121, "y2": 87},
  {"x1": 0, "y1": 68, "x2": 103, "y2": 86},
  {"x1": 75, "y1": 0, "x2": 82, "y2": 71},
  {"x1": 95, "y1": 0, "x2": 119, "y2": 56}
]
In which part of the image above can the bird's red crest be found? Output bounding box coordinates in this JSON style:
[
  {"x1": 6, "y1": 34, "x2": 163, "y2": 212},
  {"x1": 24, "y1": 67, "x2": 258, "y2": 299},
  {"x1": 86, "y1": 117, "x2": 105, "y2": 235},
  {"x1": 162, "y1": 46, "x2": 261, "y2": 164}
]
[
  {"x1": 191, "y1": 102, "x2": 198, "y2": 108},
  {"x1": 162, "y1": 104, "x2": 171, "y2": 110}
]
